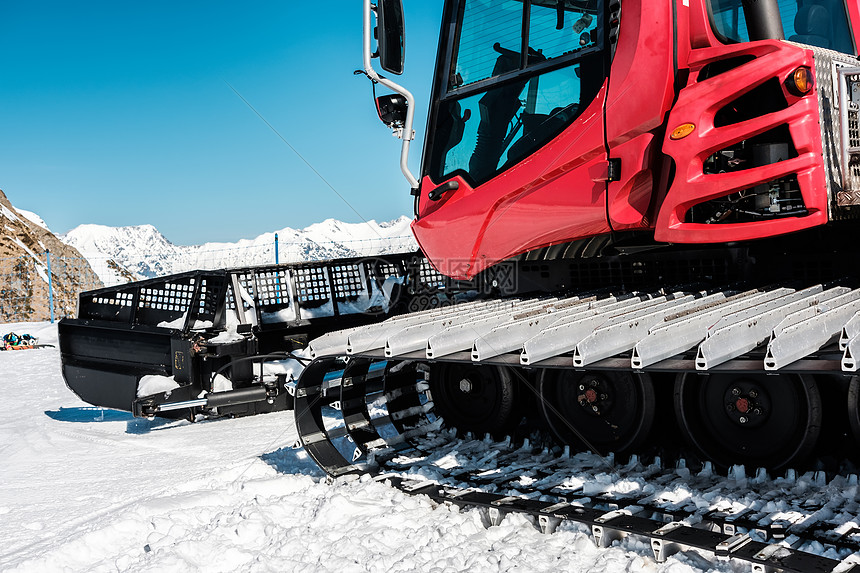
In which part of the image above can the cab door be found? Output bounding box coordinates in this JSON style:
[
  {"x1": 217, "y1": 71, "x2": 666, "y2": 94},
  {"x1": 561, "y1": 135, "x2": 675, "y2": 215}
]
[
  {"x1": 604, "y1": 0, "x2": 675, "y2": 233},
  {"x1": 413, "y1": 0, "x2": 611, "y2": 279}
]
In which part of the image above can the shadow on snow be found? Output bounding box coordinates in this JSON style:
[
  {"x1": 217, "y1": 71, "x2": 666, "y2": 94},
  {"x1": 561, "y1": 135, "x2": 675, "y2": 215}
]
[
  {"x1": 44, "y1": 407, "x2": 179, "y2": 434},
  {"x1": 261, "y1": 445, "x2": 326, "y2": 477}
]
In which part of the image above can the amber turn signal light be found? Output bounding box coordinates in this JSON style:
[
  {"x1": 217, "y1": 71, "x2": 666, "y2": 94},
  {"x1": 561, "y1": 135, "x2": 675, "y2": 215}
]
[
  {"x1": 785, "y1": 67, "x2": 814, "y2": 96},
  {"x1": 670, "y1": 123, "x2": 696, "y2": 140}
]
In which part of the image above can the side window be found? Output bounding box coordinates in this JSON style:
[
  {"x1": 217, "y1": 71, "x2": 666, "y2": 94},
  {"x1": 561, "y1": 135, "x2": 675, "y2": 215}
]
[
  {"x1": 451, "y1": 0, "x2": 523, "y2": 89},
  {"x1": 438, "y1": 64, "x2": 596, "y2": 183},
  {"x1": 709, "y1": 0, "x2": 855, "y2": 56},
  {"x1": 430, "y1": 0, "x2": 605, "y2": 187},
  {"x1": 528, "y1": 0, "x2": 601, "y2": 62}
]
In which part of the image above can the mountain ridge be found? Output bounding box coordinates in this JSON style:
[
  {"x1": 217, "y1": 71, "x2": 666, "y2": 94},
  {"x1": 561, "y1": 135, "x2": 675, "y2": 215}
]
[{"x1": 61, "y1": 216, "x2": 417, "y2": 286}]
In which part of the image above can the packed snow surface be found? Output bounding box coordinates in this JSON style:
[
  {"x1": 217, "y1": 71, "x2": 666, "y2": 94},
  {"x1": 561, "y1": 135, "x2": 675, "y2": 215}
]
[
  {"x1": 0, "y1": 322, "x2": 722, "y2": 573},
  {"x1": 6, "y1": 323, "x2": 853, "y2": 572}
]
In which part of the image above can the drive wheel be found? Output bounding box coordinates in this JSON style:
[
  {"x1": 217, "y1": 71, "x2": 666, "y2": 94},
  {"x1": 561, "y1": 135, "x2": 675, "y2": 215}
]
[
  {"x1": 674, "y1": 373, "x2": 821, "y2": 471},
  {"x1": 537, "y1": 370, "x2": 655, "y2": 455},
  {"x1": 429, "y1": 363, "x2": 519, "y2": 437}
]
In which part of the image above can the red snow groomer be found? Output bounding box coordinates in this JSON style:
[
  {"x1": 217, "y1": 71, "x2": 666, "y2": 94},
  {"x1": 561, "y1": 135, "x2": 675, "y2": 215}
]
[
  {"x1": 55, "y1": 1, "x2": 860, "y2": 567},
  {"x1": 59, "y1": 0, "x2": 860, "y2": 476}
]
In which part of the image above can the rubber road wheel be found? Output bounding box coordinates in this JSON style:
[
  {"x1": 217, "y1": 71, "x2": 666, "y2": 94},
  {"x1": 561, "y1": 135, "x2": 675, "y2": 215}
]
[
  {"x1": 674, "y1": 373, "x2": 821, "y2": 471},
  {"x1": 537, "y1": 370, "x2": 655, "y2": 455},
  {"x1": 428, "y1": 363, "x2": 519, "y2": 437},
  {"x1": 848, "y1": 376, "x2": 860, "y2": 448}
]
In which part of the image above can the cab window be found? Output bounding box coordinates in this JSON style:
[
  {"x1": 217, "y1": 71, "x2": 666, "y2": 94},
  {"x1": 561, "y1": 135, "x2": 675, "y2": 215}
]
[
  {"x1": 431, "y1": 0, "x2": 605, "y2": 187},
  {"x1": 709, "y1": 0, "x2": 855, "y2": 55}
]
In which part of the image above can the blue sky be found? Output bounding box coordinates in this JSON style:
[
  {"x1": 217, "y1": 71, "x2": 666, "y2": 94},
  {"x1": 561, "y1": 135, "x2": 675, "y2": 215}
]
[{"x1": 0, "y1": 1, "x2": 443, "y2": 244}]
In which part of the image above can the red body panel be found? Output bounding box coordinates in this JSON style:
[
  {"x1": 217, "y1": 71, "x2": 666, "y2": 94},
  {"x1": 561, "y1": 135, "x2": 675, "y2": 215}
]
[
  {"x1": 413, "y1": 88, "x2": 609, "y2": 279},
  {"x1": 605, "y1": 1, "x2": 675, "y2": 231},
  {"x1": 414, "y1": 0, "x2": 677, "y2": 279},
  {"x1": 848, "y1": 1, "x2": 860, "y2": 50},
  {"x1": 654, "y1": 41, "x2": 827, "y2": 242}
]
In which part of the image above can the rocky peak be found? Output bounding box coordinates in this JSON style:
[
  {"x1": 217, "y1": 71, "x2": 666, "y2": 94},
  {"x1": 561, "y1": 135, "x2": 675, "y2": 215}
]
[{"x1": 0, "y1": 189, "x2": 103, "y2": 322}]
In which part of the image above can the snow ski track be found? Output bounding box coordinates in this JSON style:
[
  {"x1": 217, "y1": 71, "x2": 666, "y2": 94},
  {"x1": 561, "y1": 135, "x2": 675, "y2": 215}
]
[
  {"x1": 51, "y1": 426, "x2": 187, "y2": 450},
  {"x1": 0, "y1": 458, "x2": 284, "y2": 571}
]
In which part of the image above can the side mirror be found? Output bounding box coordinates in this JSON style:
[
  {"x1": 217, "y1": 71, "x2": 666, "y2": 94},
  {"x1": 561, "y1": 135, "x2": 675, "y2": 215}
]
[
  {"x1": 375, "y1": 94, "x2": 408, "y2": 128},
  {"x1": 377, "y1": 0, "x2": 405, "y2": 75}
]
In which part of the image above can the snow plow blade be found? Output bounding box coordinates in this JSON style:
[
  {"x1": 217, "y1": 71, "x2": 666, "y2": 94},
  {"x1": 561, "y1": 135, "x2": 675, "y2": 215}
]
[
  {"x1": 59, "y1": 253, "x2": 453, "y2": 419},
  {"x1": 60, "y1": 320, "x2": 177, "y2": 412}
]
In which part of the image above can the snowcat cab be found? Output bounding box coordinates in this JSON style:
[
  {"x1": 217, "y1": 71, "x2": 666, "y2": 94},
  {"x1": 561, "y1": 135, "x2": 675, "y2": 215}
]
[{"x1": 368, "y1": 0, "x2": 860, "y2": 278}]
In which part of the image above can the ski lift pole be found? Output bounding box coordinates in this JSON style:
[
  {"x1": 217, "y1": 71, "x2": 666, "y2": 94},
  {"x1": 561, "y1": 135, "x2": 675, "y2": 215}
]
[
  {"x1": 45, "y1": 250, "x2": 55, "y2": 324},
  {"x1": 274, "y1": 233, "x2": 282, "y2": 304}
]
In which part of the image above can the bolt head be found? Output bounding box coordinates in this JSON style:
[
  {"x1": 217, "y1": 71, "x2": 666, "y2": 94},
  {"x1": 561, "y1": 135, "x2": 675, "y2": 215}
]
[
  {"x1": 731, "y1": 387, "x2": 741, "y2": 396},
  {"x1": 579, "y1": 385, "x2": 586, "y2": 391},
  {"x1": 727, "y1": 404, "x2": 734, "y2": 412},
  {"x1": 753, "y1": 408, "x2": 763, "y2": 416},
  {"x1": 459, "y1": 379, "x2": 473, "y2": 393},
  {"x1": 592, "y1": 405, "x2": 599, "y2": 413},
  {"x1": 749, "y1": 390, "x2": 759, "y2": 399},
  {"x1": 739, "y1": 416, "x2": 748, "y2": 424}
]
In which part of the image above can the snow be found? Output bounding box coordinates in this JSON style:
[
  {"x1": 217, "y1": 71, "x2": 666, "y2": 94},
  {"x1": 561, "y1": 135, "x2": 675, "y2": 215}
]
[
  {"x1": 1, "y1": 203, "x2": 21, "y2": 223},
  {"x1": 211, "y1": 373, "x2": 233, "y2": 393},
  {"x1": 0, "y1": 322, "x2": 727, "y2": 573},
  {"x1": 157, "y1": 315, "x2": 214, "y2": 331},
  {"x1": 15, "y1": 209, "x2": 51, "y2": 232},
  {"x1": 137, "y1": 375, "x2": 180, "y2": 398}
]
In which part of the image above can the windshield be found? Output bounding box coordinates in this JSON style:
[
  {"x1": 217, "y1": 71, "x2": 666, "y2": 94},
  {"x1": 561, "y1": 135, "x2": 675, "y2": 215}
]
[
  {"x1": 428, "y1": 0, "x2": 605, "y2": 188},
  {"x1": 709, "y1": 0, "x2": 855, "y2": 55}
]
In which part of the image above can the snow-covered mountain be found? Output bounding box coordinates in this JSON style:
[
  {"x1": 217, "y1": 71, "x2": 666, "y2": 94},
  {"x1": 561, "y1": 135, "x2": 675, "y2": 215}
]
[{"x1": 61, "y1": 217, "x2": 417, "y2": 286}]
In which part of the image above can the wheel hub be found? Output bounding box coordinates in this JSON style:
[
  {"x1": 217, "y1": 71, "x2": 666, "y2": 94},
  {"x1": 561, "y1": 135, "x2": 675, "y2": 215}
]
[
  {"x1": 577, "y1": 376, "x2": 613, "y2": 416},
  {"x1": 539, "y1": 370, "x2": 655, "y2": 455},
  {"x1": 723, "y1": 383, "x2": 770, "y2": 428}
]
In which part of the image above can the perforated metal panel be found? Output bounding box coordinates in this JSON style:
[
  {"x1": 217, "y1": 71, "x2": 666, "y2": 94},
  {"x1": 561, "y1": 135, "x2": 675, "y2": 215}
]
[
  {"x1": 91, "y1": 290, "x2": 134, "y2": 308},
  {"x1": 330, "y1": 264, "x2": 365, "y2": 299},
  {"x1": 253, "y1": 270, "x2": 290, "y2": 307},
  {"x1": 225, "y1": 275, "x2": 255, "y2": 312},
  {"x1": 196, "y1": 279, "x2": 220, "y2": 319},
  {"x1": 74, "y1": 253, "x2": 438, "y2": 329},
  {"x1": 371, "y1": 261, "x2": 401, "y2": 281},
  {"x1": 416, "y1": 259, "x2": 447, "y2": 291},
  {"x1": 806, "y1": 45, "x2": 860, "y2": 209},
  {"x1": 139, "y1": 281, "x2": 195, "y2": 313},
  {"x1": 294, "y1": 266, "x2": 331, "y2": 305}
]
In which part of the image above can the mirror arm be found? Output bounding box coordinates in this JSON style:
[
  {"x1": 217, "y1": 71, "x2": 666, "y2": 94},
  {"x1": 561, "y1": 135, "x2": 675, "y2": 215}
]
[{"x1": 363, "y1": 0, "x2": 419, "y2": 190}]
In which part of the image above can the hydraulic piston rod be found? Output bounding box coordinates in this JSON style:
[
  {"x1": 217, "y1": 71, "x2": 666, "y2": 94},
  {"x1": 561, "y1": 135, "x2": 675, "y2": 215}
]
[{"x1": 155, "y1": 386, "x2": 271, "y2": 413}]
